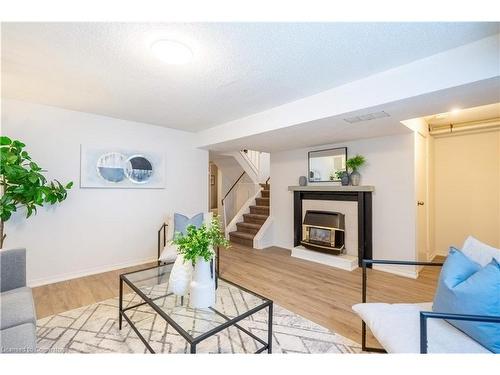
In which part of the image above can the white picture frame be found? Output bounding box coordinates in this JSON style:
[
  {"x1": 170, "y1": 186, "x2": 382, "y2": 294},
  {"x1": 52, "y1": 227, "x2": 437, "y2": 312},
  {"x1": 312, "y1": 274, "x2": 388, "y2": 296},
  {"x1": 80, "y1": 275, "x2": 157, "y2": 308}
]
[{"x1": 80, "y1": 145, "x2": 165, "y2": 189}]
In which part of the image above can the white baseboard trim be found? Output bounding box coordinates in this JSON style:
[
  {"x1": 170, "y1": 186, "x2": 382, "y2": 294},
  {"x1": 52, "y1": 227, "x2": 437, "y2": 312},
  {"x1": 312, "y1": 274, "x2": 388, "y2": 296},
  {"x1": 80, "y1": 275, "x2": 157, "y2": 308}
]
[
  {"x1": 292, "y1": 246, "x2": 358, "y2": 271},
  {"x1": 427, "y1": 251, "x2": 437, "y2": 262},
  {"x1": 253, "y1": 216, "x2": 274, "y2": 249},
  {"x1": 435, "y1": 250, "x2": 448, "y2": 257},
  {"x1": 27, "y1": 256, "x2": 157, "y2": 287},
  {"x1": 372, "y1": 264, "x2": 418, "y2": 279}
]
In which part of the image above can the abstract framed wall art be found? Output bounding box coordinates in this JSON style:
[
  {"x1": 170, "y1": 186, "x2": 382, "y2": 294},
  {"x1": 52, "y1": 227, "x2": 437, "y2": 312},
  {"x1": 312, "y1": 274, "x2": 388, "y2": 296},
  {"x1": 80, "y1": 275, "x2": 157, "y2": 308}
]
[{"x1": 80, "y1": 145, "x2": 165, "y2": 188}]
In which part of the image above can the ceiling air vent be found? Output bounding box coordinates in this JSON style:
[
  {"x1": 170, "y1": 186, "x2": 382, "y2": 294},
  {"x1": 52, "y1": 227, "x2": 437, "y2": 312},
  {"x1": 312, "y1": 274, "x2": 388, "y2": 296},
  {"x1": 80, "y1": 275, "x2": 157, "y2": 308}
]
[{"x1": 344, "y1": 111, "x2": 390, "y2": 124}]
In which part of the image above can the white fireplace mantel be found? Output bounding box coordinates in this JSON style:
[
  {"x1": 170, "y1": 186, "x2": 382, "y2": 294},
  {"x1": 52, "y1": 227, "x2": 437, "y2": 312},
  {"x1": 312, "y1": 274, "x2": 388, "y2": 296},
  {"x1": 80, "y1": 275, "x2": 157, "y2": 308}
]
[{"x1": 287, "y1": 185, "x2": 375, "y2": 192}]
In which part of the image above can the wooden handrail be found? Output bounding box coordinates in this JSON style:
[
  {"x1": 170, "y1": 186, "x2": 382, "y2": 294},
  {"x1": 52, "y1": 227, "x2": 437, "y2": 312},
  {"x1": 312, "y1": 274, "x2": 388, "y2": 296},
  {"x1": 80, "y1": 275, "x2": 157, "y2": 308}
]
[{"x1": 221, "y1": 171, "x2": 246, "y2": 205}]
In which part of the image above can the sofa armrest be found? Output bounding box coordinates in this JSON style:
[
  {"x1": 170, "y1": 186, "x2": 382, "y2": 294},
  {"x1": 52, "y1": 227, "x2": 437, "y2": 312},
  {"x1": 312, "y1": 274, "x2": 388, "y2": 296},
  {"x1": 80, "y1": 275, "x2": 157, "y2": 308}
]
[
  {"x1": 419, "y1": 311, "x2": 500, "y2": 353},
  {"x1": 0, "y1": 248, "x2": 27, "y2": 292}
]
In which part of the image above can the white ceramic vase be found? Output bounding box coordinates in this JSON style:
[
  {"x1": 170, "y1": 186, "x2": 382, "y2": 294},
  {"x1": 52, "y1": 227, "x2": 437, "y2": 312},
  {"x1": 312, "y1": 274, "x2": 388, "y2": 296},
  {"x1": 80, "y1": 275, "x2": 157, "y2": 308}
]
[
  {"x1": 168, "y1": 255, "x2": 192, "y2": 296},
  {"x1": 189, "y1": 256, "x2": 215, "y2": 309},
  {"x1": 350, "y1": 170, "x2": 361, "y2": 186}
]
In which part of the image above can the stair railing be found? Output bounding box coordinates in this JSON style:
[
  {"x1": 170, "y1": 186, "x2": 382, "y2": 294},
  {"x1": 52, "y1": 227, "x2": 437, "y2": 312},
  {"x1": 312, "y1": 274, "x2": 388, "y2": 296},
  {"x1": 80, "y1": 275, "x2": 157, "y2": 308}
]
[
  {"x1": 221, "y1": 171, "x2": 260, "y2": 238},
  {"x1": 240, "y1": 149, "x2": 260, "y2": 175}
]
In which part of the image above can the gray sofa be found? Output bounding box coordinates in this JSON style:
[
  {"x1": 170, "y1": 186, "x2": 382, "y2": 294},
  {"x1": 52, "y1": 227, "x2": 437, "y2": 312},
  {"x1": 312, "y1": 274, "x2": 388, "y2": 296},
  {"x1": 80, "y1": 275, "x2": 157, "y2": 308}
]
[{"x1": 0, "y1": 248, "x2": 37, "y2": 353}]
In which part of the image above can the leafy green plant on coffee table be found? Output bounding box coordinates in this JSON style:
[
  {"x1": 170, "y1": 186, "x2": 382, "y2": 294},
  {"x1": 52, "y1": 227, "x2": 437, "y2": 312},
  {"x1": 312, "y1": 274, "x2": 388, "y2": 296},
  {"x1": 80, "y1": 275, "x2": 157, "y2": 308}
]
[
  {"x1": 346, "y1": 154, "x2": 366, "y2": 172},
  {"x1": 172, "y1": 216, "x2": 230, "y2": 264},
  {"x1": 0, "y1": 136, "x2": 73, "y2": 248}
]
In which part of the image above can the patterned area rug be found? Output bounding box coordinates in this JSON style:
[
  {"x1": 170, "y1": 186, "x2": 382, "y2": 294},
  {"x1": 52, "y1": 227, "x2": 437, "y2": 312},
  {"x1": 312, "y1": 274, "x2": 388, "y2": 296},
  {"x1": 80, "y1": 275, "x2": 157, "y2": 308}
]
[{"x1": 36, "y1": 291, "x2": 361, "y2": 354}]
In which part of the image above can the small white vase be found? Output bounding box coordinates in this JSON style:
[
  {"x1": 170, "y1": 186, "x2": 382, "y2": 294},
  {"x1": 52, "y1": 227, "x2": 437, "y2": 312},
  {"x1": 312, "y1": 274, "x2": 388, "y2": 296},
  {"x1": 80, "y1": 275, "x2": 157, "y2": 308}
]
[
  {"x1": 168, "y1": 255, "x2": 192, "y2": 296},
  {"x1": 350, "y1": 171, "x2": 361, "y2": 186},
  {"x1": 189, "y1": 256, "x2": 215, "y2": 309}
]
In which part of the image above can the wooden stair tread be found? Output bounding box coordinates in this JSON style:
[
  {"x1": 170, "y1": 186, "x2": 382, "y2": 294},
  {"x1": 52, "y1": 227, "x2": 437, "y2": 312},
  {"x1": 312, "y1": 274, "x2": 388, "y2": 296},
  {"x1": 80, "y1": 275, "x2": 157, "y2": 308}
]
[
  {"x1": 229, "y1": 231, "x2": 256, "y2": 239},
  {"x1": 243, "y1": 213, "x2": 268, "y2": 218},
  {"x1": 230, "y1": 183, "x2": 270, "y2": 247},
  {"x1": 255, "y1": 197, "x2": 270, "y2": 205},
  {"x1": 243, "y1": 213, "x2": 268, "y2": 219},
  {"x1": 236, "y1": 222, "x2": 262, "y2": 229}
]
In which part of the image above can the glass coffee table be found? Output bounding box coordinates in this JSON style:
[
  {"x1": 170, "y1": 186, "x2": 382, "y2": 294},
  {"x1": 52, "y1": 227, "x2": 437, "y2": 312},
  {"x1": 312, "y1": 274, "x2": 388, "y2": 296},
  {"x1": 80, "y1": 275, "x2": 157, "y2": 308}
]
[{"x1": 119, "y1": 263, "x2": 273, "y2": 353}]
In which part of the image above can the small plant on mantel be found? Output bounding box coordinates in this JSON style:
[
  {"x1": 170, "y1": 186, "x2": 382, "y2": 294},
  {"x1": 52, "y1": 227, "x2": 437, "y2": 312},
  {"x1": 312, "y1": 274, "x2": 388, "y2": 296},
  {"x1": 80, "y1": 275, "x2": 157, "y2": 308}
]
[
  {"x1": 334, "y1": 170, "x2": 345, "y2": 179},
  {"x1": 346, "y1": 154, "x2": 366, "y2": 186},
  {"x1": 0, "y1": 136, "x2": 73, "y2": 249},
  {"x1": 172, "y1": 216, "x2": 230, "y2": 264},
  {"x1": 346, "y1": 155, "x2": 366, "y2": 172}
]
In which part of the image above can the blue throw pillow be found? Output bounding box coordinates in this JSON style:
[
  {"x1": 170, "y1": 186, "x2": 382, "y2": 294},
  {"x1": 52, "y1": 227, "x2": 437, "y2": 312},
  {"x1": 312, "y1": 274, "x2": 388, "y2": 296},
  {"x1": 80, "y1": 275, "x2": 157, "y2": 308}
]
[
  {"x1": 173, "y1": 212, "x2": 204, "y2": 236},
  {"x1": 433, "y1": 247, "x2": 500, "y2": 353}
]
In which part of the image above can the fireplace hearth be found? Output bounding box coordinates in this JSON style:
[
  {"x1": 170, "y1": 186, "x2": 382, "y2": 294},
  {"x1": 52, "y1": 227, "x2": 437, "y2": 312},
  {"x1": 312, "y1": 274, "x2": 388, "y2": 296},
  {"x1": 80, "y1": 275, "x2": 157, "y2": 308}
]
[{"x1": 301, "y1": 210, "x2": 345, "y2": 255}]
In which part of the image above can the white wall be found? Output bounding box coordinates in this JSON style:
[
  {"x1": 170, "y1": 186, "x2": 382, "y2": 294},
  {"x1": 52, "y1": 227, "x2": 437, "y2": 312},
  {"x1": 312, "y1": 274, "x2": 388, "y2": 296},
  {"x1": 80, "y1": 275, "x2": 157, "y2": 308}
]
[
  {"x1": 268, "y1": 133, "x2": 418, "y2": 277},
  {"x1": 1, "y1": 99, "x2": 208, "y2": 286},
  {"x1": 258, "y1": 152, "x2": 271, "y2": 183},
  {"x1": 431, "y1": 130, "x2": 500, "y2": 255}
]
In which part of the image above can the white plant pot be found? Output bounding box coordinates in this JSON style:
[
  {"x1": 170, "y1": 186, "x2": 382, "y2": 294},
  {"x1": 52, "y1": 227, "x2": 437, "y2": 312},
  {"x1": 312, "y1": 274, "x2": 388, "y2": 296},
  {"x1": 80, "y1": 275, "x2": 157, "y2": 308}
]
[
  {"x1": 168, "y1": 255, "x2": 192, "y2": 296},
  {"x1": 189, "y1": 256, "x2": 215, "y2": 309}
]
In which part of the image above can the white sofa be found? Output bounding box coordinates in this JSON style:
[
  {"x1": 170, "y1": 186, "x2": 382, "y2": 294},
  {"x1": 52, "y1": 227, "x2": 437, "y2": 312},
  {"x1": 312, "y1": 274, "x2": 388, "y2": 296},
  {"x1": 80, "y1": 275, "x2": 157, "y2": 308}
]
[
  {"x1": 353, "y1": 302, "x2": 491, "y2": 353},
  {"x1": 352, "y1": 236, "x2": 500, "y2": 353}
]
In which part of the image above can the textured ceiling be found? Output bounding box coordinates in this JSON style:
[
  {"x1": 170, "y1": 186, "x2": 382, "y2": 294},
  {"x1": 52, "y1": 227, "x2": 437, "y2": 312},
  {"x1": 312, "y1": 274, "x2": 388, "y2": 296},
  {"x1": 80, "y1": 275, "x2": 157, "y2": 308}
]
[{"x1": 2, "y1": 22, "x2": 499, "y2": 132}]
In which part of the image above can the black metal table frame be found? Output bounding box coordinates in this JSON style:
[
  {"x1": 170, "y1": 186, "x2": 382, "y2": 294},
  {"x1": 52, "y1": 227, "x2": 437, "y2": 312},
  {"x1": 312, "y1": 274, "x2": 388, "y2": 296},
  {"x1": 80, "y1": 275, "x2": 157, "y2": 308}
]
[{"x1": 119, "y1": 264, "x2": 273, "y2": 354}]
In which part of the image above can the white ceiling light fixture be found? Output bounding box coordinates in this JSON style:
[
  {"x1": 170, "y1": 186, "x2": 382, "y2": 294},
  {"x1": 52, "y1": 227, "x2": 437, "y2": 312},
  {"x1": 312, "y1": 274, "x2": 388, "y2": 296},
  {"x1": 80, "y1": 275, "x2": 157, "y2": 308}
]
[{"x1": 151, "y1": 40, "x2": 194, "y2": 65}]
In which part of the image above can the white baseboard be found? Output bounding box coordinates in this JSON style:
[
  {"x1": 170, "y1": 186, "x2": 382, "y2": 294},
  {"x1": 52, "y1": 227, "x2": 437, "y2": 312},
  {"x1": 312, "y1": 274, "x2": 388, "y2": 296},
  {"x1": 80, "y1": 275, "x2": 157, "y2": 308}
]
[
  {"x1": 372, "y1": 264, "x2": 418, "y2": 279},
  {"x1": 253, "y1": 216, "x2": 273, "y2": 249},
  {"x1": 427, "y1": 251, "x2": 437, "y2": 262},
  {"x1": 27, "y1": 256, "x2": 157, "y2": 287},
  {"x1": 291, "y1": 246, "x2": 358, "y2": 271},
  {"x1": 435, "y1": 249, "x2": 448, "y2": 257}
]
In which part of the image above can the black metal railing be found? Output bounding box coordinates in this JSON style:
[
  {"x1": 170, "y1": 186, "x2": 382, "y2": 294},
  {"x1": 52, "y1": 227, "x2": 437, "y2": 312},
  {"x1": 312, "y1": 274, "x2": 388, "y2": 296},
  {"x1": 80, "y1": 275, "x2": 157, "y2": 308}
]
[{"x1": 221, "y1": 171, "x2": 246, "y2": 206}]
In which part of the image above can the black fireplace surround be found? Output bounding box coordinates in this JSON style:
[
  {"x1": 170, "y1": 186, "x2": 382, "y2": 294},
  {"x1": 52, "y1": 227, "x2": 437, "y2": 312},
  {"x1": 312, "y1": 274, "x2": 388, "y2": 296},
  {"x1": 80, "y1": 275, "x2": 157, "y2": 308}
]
[{"x1": 292, "y1": 188, "x2": 373, "y2": 266}]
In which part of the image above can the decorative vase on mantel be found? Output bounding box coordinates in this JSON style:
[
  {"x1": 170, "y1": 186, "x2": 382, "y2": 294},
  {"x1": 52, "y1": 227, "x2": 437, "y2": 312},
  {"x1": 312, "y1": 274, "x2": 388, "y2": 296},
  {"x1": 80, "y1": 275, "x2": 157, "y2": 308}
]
[
  {"x1": 350, "y1": 171, "x2": 361, "y2": 186},
  {"x1": 189, "y1": 256, "x2": 216, "y2": 309},
  {"x1": 340, "y1": 172, "x2": 350, "y2": 186}
]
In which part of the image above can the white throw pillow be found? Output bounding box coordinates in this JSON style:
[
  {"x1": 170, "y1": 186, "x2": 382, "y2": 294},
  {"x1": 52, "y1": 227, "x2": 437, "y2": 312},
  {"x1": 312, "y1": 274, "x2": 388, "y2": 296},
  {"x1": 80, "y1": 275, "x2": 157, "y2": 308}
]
[
  {"x1": 204, "y1": 211, "x2": 213, "y2": 227},
  {"x1": 158, "y1": 216, "x2": 177, "y2": 263},
  {"x1": 461, "y1": 236, "x2": 500, "y2": 267},
  {"x1": 159, "y1": 242, "x2": 178, "y2": 263},
  {"x1": 159, "y1": 213, "x2": 212, "y2": 263},
  {"x1": 166, "y1": 216, "x2": 175, "y2": 241}
]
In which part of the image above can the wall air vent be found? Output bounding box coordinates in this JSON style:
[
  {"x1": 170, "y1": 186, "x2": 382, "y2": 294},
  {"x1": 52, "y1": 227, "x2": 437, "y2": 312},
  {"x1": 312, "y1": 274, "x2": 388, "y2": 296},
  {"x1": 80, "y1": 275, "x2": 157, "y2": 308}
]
[{"x1": 344, "y1": 111, "x2": 390, "y2": 124}]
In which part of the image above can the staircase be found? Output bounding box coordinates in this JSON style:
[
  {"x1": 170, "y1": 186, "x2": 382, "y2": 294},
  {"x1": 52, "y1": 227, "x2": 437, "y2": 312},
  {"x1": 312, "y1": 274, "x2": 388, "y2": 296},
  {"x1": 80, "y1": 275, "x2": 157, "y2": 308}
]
[{"x1": 229, "y1": 182, "x2": 270, "y2": 247}]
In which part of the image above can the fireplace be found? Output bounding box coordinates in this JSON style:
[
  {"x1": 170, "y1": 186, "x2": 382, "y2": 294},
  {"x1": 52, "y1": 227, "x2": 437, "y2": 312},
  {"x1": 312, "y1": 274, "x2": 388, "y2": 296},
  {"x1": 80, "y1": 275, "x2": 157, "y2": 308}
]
[
  {"x1": 289, "y1": 185, "x2": 374, "y2": 267},
  {"x1": 301, "y1": 210, "x2": 345, "y2": 255}
]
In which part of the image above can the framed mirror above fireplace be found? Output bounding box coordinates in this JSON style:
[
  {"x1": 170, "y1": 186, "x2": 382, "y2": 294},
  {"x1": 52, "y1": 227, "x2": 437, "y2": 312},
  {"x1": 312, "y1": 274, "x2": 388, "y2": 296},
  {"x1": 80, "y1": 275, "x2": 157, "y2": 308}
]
[{"x1": 308, "y1": 147, "x2": 347, "y2": 182}]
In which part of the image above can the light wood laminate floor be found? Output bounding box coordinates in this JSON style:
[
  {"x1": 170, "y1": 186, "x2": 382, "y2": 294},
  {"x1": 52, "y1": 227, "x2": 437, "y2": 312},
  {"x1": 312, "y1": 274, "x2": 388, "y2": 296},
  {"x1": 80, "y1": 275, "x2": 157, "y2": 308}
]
[{"x1": 32, "y1": 244, "x2": 442, "y2": 344}]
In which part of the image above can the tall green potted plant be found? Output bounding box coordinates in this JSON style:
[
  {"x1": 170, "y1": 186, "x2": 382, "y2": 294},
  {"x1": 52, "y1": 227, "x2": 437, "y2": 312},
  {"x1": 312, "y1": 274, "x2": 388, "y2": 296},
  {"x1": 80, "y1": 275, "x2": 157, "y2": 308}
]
[
  {"x1": 0, "y1": 136, "x2": 73, "y2": 249},
  {"x1": 172, "y1": 216, "x2": 229, "y2": 308},
  {"x1": 346, "y1": 154, "x2": 366, "y2": 186}
]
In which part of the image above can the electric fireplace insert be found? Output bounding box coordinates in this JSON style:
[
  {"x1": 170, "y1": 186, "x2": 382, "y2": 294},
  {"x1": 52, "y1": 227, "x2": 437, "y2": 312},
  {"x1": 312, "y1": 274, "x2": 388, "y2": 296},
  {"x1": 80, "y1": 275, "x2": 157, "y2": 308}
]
[{"x1": 301, "y1": 210, "x2": 345, "y2": 255}]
